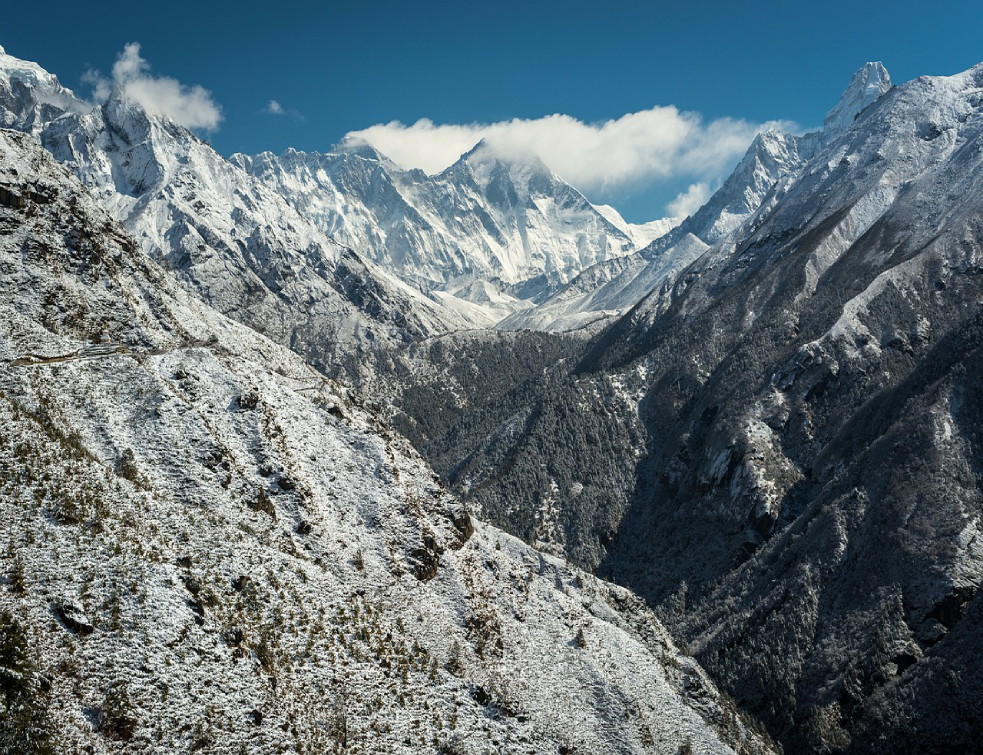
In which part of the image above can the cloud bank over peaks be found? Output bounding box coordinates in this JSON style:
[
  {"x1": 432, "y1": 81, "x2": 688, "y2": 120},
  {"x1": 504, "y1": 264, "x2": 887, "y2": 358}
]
[
  {"x1": 86, "y1": 43, "x2": 222, "y2": 131},
  {"x1": 346, "y1": 108, "x2": 797, "y2": 217}
]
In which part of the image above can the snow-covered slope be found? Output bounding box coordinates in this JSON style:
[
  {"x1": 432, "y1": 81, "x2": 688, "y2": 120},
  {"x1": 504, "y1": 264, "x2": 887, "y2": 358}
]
[
  {"x1": 501, "y1": 64, "x2": 892, "y2": 332},
  {"x1": 0, "y1": 128, "x2": 773, "y2": 753},
  {"x1": 594, "y1": 204, "x2": 678, "y2": 248},
  {"x1": 232, "y1": 139, "x2": 675, "y2": 323}
]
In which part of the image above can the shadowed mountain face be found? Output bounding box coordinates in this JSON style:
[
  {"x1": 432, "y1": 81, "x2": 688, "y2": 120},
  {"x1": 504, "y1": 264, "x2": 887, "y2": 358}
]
[
  {"x1": 590, "y1": 63, "x2": 983, "y2": 751},
  {"x1": 375, "y1": 61, "x2": 900, "y2": 570}
]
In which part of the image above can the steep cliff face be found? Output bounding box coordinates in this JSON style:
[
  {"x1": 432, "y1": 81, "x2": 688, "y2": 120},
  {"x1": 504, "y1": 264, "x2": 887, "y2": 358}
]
[
  {"x1": 0, "y1": 128, "x2": 771, "y2": 754},
  {"x1": 822, "y1": 61, "x2": 892, "y2": 132}
]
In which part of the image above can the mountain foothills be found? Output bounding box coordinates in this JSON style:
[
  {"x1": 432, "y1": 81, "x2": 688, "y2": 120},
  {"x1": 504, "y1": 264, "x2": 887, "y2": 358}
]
[
  {"x1": 1, "y1": 40, "x2": 982, "y2": 755},
  {"x1": 0, "y1": 50, "x2": 769, "y2": 754}
]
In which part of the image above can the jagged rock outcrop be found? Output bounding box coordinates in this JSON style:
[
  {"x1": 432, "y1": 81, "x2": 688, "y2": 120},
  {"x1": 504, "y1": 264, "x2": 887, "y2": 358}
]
[{"x1": 822, "y1": 61, "x2": 892, "y2": 132}]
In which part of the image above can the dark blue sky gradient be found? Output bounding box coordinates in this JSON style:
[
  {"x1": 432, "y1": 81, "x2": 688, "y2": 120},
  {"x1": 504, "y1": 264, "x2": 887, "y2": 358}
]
[{"x1": 3, "y1": 0, "x2": 981, "y2": 220}]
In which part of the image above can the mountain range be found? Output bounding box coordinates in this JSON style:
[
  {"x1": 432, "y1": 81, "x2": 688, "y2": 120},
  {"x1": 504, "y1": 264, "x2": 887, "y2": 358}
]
[
  {"x1": 0, "y1": 46, "x2": 766, "y2": 754},
  {"x1": 3, "y1": 40, "x2": 982, "y2": 754},
  {"x1": 231, "y1": 138, "x2": 674, "y2": 326}
]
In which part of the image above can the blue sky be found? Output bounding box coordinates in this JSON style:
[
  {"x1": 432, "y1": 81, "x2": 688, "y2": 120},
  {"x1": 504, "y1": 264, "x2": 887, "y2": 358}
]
[{"x1": 3, "y1": 0, "x2": 982, "y2": 221}]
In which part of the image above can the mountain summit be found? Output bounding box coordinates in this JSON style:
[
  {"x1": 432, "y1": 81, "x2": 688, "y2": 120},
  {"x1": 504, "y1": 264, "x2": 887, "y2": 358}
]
[
  {"x1": 823, "y1": 61, "x2": 892, "y2": 132},
  {"x1": 0, "y1": 45, "x2": 465, "y2": 390},
  {"x1": 0, "y1": 45, "x2": 89, "y2": 134}
]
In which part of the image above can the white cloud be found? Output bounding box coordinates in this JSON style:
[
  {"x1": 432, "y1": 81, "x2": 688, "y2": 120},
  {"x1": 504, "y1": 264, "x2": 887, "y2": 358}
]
[
  {"x1": 667, "y1": 182, "x2": 712, "y2": 219},
  {"x1": 81, "y1": 68, "x2": 111, "y2": 102},
  {"x1": 346, "y1": 109, "x2": 797, "y2": 215},
  {"x1": 87, "y1": 43, "x2": 222, "y2": 131},
  {"x1": 263, "y1": 98, "x2": 303, "y2": 120}
]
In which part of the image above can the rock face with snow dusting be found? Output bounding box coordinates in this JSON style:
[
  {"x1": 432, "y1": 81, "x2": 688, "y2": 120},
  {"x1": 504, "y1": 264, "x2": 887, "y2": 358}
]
[
  {"x1": 822, "y1": 61, "x2": 892, "y2": 132},
  {"x1": 0, "y1": 124, "x2": 771, "y2": 753}
]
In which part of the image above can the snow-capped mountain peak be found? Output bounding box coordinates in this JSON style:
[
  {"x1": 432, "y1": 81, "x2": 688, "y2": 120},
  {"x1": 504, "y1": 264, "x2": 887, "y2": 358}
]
[
  {"x1": 441, "y1": 140, "x2": 562, "y2": 223},
  {"x1": 0, "y1": 45, "x2": 91, "y2": 135},
  {"x1": 456, "y1": 138, "x2": 551, "y2": 184},
  {"x1": 330, "y1": 134, "x2": 403, "y2": 167},
  {"x1": 823, "y1": 61, "x2": 892, "y2": 132}
]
